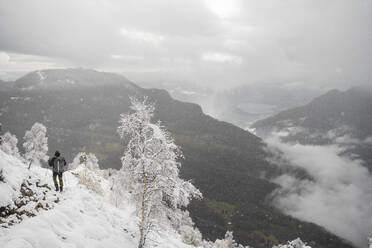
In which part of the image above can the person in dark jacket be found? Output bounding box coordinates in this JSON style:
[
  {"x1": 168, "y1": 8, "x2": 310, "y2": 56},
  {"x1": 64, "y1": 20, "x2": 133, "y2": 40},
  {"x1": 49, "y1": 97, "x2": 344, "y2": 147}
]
[{"x1": 48, "y1": 150, "x2": 67, "y2": 192}]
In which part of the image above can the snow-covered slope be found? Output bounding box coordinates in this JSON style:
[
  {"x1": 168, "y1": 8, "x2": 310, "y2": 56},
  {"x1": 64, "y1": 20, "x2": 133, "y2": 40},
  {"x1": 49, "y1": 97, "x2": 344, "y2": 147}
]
[
  {"x1": 0, "y1": 150, "x2": 194, "y2": 248},
  {"x1": 0, "y1": 146, "x2": 314, "y2": 248}
]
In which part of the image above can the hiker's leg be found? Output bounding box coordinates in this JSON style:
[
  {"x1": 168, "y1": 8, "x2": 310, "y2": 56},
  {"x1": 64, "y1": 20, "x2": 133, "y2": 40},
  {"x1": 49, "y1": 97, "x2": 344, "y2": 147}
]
[
  {"x1": 53, "y1": 172, "x2": 59, "y2": 191},
  {"x1": 58, "y1": 172, "x2": 63, "y2": 191}
]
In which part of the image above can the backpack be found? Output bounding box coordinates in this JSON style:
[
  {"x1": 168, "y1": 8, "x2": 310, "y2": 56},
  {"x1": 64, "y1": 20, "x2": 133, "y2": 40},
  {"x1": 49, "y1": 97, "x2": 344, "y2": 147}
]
[
  {"x1": 53, "y1": 157, "x2": 66, "y2": 173},
  {"x1": 48, "y1": 157, "x2": 54, "y2": 167}
]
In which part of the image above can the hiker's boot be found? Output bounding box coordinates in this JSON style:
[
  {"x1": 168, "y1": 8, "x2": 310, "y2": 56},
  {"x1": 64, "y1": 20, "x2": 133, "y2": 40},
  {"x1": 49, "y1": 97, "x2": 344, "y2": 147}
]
[
  {"x1": 55, "y1": 185, "x2": 59, "y2": 192},
  {"x1": 60, "y1": 186, "x2": 63, "y2": 192}
]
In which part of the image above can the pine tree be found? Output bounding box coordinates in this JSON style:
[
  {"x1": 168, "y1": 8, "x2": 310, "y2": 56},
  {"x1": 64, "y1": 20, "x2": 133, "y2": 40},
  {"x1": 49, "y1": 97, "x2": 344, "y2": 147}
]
[
  {"x1": 117, "y1": 96, "x2": 202, "y2": 248},
  {"x1": 23, "y1": 122, "x2": 48, "y2": 169}
]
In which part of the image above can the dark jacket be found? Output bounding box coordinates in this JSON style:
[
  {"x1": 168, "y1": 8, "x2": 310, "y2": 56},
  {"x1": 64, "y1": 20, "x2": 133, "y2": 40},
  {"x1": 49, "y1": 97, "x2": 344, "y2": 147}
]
[{"x1": 48, "y1": 156, "x2": 67, "y2": 173}]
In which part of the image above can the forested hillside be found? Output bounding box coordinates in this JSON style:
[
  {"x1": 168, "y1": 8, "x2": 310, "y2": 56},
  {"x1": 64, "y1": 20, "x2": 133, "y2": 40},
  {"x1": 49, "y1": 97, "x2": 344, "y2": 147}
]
[{"x1": 0, "y1": 69, "x2": 353, "y2": 248}]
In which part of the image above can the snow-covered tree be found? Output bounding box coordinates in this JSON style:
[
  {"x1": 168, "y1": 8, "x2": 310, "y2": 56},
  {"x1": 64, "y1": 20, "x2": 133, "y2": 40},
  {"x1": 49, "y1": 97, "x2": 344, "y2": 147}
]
[
  {"x1": 203, "y1": 231, "x2": 251, "y2": 248},
  {"x1": 273, "y1": 238, "x2": 311, "y2": 248},
  {"x1": 23, "y1": 122, "x2": 48, "y2": 169},
  {"x1": 368, "y1": 235, "x2": 372, "y2": 248},
  {"x1": 0, "y1": 132, "x2": 20, "y2": 157},
  {"x1": 117, "y1": 96, "x2": 202, "y2": 248}
]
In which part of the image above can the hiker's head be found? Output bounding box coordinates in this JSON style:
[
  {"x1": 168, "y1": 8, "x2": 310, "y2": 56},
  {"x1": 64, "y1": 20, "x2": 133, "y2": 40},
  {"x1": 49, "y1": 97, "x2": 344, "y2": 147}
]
[{"x1": 55, "y1": 150, "x2": 61, "y2": 157}]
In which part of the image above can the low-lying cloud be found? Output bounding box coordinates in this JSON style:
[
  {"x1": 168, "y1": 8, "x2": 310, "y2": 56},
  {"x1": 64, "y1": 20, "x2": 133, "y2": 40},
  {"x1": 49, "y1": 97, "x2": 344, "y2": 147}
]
[{"x1": 266, "y1": 134, "x2": 372, "y2": 248}]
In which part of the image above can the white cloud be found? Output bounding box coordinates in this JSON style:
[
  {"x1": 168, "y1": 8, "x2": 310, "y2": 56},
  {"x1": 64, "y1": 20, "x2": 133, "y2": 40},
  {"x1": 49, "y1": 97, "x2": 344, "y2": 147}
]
[
  {"x1": 204, "y1": 0, "x2": 242, "y2": 18},
  {"x1": 201, "y1": 52, "x2": 242, "y2": 64},
  {"x1": 110, "y1": 54, "x2": 144, "y2": 62},
  {"x1": 0, "y1": 0, "x2": 371, "y2": 89},
  {"x1": 0, "y1": 52, "x2": 10, "y2": 65},
  {"x1": 0, "y1": 52, "x2": 70, "y2": 80},
  {"x1": 267, "y1": 134, "x2": 372, "y2": 248},
  {"x1": 120, "y1": 28, "x2": 164, "y2": 45}
]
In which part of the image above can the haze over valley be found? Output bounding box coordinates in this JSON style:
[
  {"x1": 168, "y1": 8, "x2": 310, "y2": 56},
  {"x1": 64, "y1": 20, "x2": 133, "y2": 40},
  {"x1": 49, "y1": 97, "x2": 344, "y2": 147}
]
[{"x1": 1, "y1": 1, "x2": 371, "y2": 248}]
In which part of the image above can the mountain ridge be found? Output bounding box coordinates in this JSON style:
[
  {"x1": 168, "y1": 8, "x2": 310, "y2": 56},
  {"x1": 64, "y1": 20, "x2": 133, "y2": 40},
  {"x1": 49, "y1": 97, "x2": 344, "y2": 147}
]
[
  {"x1": 252, "y1": 86, "x2": 372, "y2": 137},
  {"x1": 252, "y1": 86, "x2": 372, "y2": 169},
  {"x1": 0, "y1": 68, "x2": 354, "y2": 248}
]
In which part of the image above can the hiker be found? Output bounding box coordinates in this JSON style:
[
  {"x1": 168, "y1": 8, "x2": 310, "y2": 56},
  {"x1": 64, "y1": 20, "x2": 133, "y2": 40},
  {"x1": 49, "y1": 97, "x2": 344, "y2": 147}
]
[{"x1": 48, "y1": 150, "x2": 67, "y2": 192}]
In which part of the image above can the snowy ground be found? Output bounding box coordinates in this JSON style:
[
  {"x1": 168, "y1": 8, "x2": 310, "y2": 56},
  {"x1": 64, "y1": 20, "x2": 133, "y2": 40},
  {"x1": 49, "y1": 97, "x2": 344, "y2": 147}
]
[
  {"x1": 0, "y1": 151, "x2": 193, "y2": 248},
  {"x1": 0, "y1": 149, "x2": 317, "y2": 248}
]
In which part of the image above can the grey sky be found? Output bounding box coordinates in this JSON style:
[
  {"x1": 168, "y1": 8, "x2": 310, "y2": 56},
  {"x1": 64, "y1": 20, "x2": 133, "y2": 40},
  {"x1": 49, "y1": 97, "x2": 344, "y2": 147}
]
[{"x1": 0, "y1": 0, "x2": 371, "y2": 89}]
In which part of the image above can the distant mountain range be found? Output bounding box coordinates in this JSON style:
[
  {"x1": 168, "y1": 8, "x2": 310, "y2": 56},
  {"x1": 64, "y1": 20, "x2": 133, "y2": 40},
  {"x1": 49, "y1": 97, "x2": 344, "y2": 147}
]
[
  {"x1": 252, "y1": 87, "x2": 372, "y2": 169},
  {"x1": 0, "y1": 69, "x2": 353, "y2": 248},
  {"x1": 138, "y1": 81, "x2": 322, "y2": 129}
]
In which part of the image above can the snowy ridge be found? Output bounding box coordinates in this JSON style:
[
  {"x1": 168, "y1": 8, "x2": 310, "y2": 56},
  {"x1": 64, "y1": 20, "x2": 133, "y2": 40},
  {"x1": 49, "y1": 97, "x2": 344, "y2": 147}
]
[
  {"x1": 0, "y1": 118, "x2": 313, "y2": 248},
  {"x1": 0, "y1": 150, "x2": 58, "y2": 227},
  {"x1": 0, "y1": 151, "x2": 195, "y2": 248},
  {"x1": 0, "y1": 149, "x2": 313, "y2": 248}
]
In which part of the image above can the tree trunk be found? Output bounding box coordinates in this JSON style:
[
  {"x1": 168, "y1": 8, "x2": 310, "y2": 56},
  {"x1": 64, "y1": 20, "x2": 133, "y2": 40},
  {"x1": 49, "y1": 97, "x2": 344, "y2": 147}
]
[
  {"x1": 28, "y1": 161, "x2": 32, "y2": 170},
  {"x1": 138, "y1": 170, "x2": 148, "y2": 248}
]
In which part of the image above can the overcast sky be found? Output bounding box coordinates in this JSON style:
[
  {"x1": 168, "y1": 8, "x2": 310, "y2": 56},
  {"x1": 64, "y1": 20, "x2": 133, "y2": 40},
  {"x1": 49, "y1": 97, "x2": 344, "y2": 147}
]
[{"x1": 0, "y1": 0, "x2": 371, "y2": 89}]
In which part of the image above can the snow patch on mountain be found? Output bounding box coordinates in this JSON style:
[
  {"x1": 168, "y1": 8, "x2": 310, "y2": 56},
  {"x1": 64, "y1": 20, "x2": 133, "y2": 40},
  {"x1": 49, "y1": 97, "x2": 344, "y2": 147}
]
[{"x1": 36, "y1": 71, "x2": 47, "y2": 81}]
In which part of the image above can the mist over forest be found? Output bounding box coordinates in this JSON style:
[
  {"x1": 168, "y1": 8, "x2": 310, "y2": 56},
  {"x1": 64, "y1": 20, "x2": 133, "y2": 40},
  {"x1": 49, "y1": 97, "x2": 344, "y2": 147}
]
[{"x1": 0, "y1": 1, "x2": 371, "y2": 248}]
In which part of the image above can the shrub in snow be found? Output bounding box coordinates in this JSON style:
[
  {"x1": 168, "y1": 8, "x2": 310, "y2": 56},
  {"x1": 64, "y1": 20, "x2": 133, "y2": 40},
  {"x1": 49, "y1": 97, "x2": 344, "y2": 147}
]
[
  {"x1": 169, "y1": 209, "x2": 203, "y2": 246},
  {"x1": 72, "y1": 152, "x2": 103, "y2": 195},
  {"x1": 0, "y1": 131, "x2": 20, "y2": 158},
  {"x1": 273, "y1": 238, "x2": 311, "y2": 248},
  {"x1": 117, "y1": 96, "x2": 202, "y2": 248},
  {"x1": 70, "y1": 152, "x2": 100, "y2": 170},
  {"x1": 109, "y1": 179, "x2": 127, "y2": 207},
  {"x1": 101, "y1": 168, "x2": 129, "y2": 207},
  {"x1": 108, "y1": 170, "x2": 131, "y2": 207},
  {"x1": 203, "y1": 231, "x2": 251, "y2": 248},
  {"x1": 77, "y1": 169, "x2": 103, "y2": 195},
  {"x1": 180, "y1": 225, "x2": 203, "y2": 246},
  {"x1": 23, "y1": 122, "x2": 48, "y2": 169}
]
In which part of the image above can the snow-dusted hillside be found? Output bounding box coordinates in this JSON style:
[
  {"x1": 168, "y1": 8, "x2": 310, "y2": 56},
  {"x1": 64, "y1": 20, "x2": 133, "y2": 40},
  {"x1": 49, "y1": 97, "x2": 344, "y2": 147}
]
[
  {"x1": 0, "y1": 150, "x2": 195, "y2": 248},
  {"x1": 0, "y1": 149, "x2": 314, "y2": 248},
  {"x1": 0, "y1": 69, "x2": 355, "y2": 248}
]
